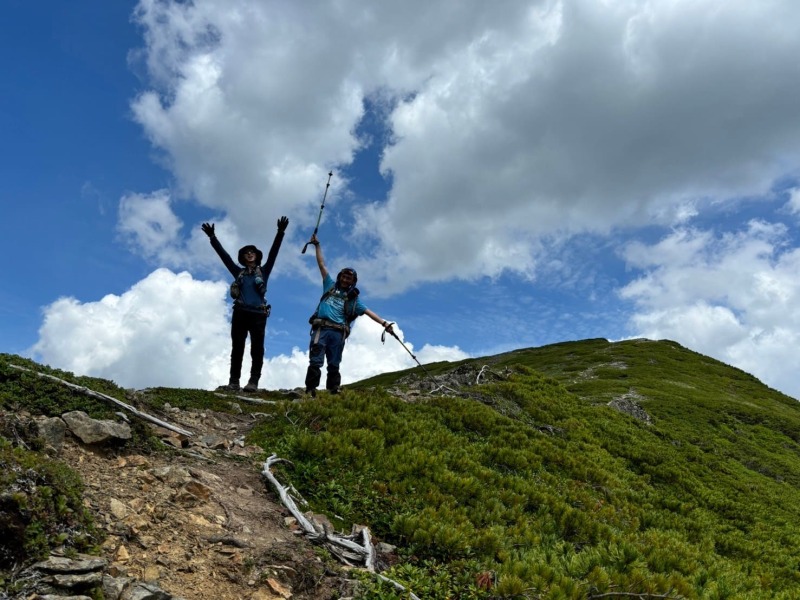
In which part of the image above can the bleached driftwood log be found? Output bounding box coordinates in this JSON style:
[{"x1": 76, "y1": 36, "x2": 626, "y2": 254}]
[
  {"x1": 261, "y1": 454, "x2": 420, "y2": 600},
  {"x1": 213, "y1": 392, "x2": 276, "y2": 405},
  {"x1": 9, "y1": 364, "x2": 193, "y2": 437}
]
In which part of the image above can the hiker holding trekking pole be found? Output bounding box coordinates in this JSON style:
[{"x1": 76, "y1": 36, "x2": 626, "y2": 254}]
[
  {"x1": 202, "y1": 217, "x2": 289, "y2": 392},
  {"x1": 304, "y1": 233, "x2": 394, "y2": 397}
]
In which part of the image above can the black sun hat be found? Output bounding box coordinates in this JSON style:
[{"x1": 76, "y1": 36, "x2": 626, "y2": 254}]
[{"x1": 238, "y1": 245, "x2": 263, "y2": 265}]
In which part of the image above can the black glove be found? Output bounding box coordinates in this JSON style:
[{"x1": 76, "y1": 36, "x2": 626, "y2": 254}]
[
  {"x1": 277, "y1": 216, "x2": 289, "y2": 233},
  {"x1": 201, "y1": 222, "x2": 215, "y2": 238}
]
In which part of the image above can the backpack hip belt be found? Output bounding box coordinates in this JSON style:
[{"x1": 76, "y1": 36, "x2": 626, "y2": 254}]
[
  {"x1": 310, "y1": 318, "x2": 348, "y2": 332},
  {"x1": 310, "y1": 318, "x2": 349, "y2": 344}
]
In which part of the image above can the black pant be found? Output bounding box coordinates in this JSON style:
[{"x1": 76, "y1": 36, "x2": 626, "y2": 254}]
[{"x1": 230, "y1": 309, "x2": 267, "y2": 384}]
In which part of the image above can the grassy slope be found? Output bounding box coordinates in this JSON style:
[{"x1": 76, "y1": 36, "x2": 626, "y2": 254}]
[
  {"x1": 255, "y1": 338, "x2": 800, "y2": 599},
  {"x1": 3, "y1": 340, "x2": 800, "y2": 599}
]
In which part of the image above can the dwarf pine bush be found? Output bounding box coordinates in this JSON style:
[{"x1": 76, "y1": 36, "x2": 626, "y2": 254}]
[{"x1": 251, "y1": 340, "x2": 800, "y2": 598}]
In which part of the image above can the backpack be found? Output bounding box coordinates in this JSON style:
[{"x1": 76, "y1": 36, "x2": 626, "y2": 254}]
[
  {"x1": 230, "y1": 266, "x2": 264, "y2": 300},
  {"x1": 308, "y1": 287, "x2": 360, "y2": 337}
]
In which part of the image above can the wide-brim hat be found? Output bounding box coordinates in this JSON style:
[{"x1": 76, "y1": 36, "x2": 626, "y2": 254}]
[{"x1": 238, "y1": 245, "x2": 263, "y2": 265}]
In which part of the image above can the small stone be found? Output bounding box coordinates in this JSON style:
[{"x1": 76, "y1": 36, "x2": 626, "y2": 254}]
[
  {"x1": 114, "y1": 545, "x2": 130, "y2": 563},
  {"x1": 109, "y1": 498, "x2": 128, "y2": 520},
  {"x1": 266, "y1": 577, "x2": 293, "y2": 599}
]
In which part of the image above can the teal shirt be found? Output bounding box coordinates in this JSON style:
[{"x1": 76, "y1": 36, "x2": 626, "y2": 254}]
[{"x1": 315, "y1": 273, "x2": 367, "y2": 325}]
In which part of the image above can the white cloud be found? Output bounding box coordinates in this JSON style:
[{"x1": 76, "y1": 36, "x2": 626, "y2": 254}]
[
  {"x1": 117, "y1": 190, "x2": 183, "y2": 262},
  {"x1": 126, "y1": 0, "x2": 800, "y2": 293},
  {"x1": 30, "y1": 269, "x2": 232, "y2": 389},
  {"x1": 787, "y1": 187, "x2": 800, "y2": 216},
  {"x1": 620, "y1": 223, "x2": 800, "y2": 399}
]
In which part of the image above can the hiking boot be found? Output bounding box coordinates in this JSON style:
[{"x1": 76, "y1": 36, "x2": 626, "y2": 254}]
[
  {"x1": 305, "y1": 387, "x2": 317, "y2": 398},
  {"x1": 243, "y1": 380, "x2": 259, "y2": 392},
  {"x1": 219, "y1": 380, "x2": 240, "y2": 392},
  {"x1": 328, "y1": 387, "x2": 340, "y2": 395}
]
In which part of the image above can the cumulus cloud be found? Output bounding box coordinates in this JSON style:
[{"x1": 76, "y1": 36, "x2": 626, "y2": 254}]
[
  {"x1": 126, "y1": 0, "x2": 800, "y2": 291},
  {"x1": 30, "y1": 269, "x2": 232, "y2": 389},
  {"x1": 117, "y1": 191, "x2": 183, "y2": 262},
  {"x1": 620, "y1": 222, "x2": 800, "y2": 399}
]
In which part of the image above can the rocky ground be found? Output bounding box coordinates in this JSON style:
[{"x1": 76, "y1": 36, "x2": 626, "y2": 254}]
[
  {"x1": 12, "y1": 397, "x2": 365, "y2": 600},
  {"x1": 7, "y1": 364, "x2": 511, "y2": 599}
]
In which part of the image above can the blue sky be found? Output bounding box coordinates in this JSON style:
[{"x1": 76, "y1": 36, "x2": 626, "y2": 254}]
[{"x1": 3, "y1": 0, "x2": 800, "y2": 399}]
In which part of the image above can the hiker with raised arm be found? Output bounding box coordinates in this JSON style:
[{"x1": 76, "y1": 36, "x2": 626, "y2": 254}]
[
  {"x1": 202, "y1": 217, "x2": 288, "y2": 392},
  {"x1": 304, "y1": 233, "x2": 394, "y2": 397}
]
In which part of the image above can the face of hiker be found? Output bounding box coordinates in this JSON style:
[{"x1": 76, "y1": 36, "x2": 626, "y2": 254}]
[
  {"x1": 338, "y1": 270, "x2": 355, "y2": 288},
  {"x1": 243, "y1": 249, "x2": 257, "y2": 265}
]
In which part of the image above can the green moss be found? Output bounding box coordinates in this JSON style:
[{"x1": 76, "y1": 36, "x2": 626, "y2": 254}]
[{"x1": 0, "y1": 439, "x2": 101, "y2": 572}]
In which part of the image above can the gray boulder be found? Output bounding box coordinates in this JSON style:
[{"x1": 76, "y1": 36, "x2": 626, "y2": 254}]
[{"x1": 62, "y1": 411, "x2": 132, "y2": 444}]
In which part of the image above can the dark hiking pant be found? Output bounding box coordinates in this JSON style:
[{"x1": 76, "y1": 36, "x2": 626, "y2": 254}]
[
  {"x1": 304, "y1": 327, "x2": 345, "y2": 391},
  {"x1": 230, "y1": 309, "x2": 267, "y2": 384}
]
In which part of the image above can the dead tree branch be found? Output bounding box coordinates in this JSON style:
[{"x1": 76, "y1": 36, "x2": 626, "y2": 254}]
[
  {"x1": 9, "y1": 364, "x2": 193, "y2": 437},
  {"x1": 261, "y1": 454, "x2": 420, "y2": 600},
  {"x1": 213, "y1": 392, "x2": 276, "y2": 405}
]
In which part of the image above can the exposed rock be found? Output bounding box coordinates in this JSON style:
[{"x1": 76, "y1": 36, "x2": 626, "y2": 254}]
[
  {"x1": 266, "y1": 577, "x2": 293, "y2": 599},
  {"x1": 103, "y1": 574, "x2": 134, "y2": 599},
  {"x1": 608, "y1": 392, "x2": 653, "y2": 424},
  {"x1": 109, "y1": 498, "x2": 129, "y2": 520},
  {"x1": 62, "y1": 411, "x2": 132, "y2": 444},
  {"x1": 32, "y1": 555, "x2": 107, "y2": 574},
  {"x1": 45, "y1": 570, "x2": 104, "y2": 589},
  {"x1": 35, "y1": 416, "x2": 67, "y2": 451},
  {"x1": 149, "y1": 466, "x2": 192, "y2": 484},
  {"x1": 121, "y1": 581, "x2": 179, "y2": 600}
]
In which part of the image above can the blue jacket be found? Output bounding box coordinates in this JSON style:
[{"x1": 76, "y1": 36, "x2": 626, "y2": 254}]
[{"x1": 209, "y1": 229, "x2": 285, "y2": 314}]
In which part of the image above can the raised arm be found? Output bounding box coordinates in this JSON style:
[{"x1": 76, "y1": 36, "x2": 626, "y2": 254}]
[
  {"x1": 309, "y1": 234, "x2": 329, "y2": 279},
  {"x1": 262, "y1": 216, "x2": 289, "y2": 279},
  {"x1": 202, "y1": 222, "x2": 240, "y2": 277}
]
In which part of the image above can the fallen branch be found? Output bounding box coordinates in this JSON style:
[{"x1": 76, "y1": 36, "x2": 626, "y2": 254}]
[
  {"x1": 261, "y1": 454, "x2": 420, "y2": 600},
  {"x1": 213, "y1": 392, "x2": 276, "y2": 405},
  {"x1": 376, "y1": 573, "x2": 421, "y2": 600},
  {"x1": 261, "y1": 455, "x2": 320, "y2": 538},
  {"x1": 429, "y1": 384, "x2": 463, "y2": 396},
  {"x1": 9, "y1": 364, "x2": 193, "y2": 437}
]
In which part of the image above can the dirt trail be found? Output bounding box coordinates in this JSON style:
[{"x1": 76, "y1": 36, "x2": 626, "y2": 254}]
[{"x1": 62, "y1": 407, "x2": 351, "y2": 600}]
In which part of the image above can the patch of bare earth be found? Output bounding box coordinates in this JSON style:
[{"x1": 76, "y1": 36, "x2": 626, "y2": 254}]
[{"x1": 61, "y1": 407, "x2": 355, "y2": 600}]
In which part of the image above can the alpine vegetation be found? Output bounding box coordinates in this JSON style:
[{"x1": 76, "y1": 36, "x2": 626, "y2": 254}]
[
  {"x1": 252, "y1": 339, "x2": 800, "y2": 599},
  {"x1": 3, "y1": 338, "x2": 800, "y2": 599}
]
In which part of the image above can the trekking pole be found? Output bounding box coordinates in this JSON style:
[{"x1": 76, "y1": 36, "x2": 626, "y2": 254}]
[
  {"x1": 302, "y1": 170, "x2": 333, "y2": 254},
  {"x1": 381, "y1": 324, "x2": 438, "y2": 386}
]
